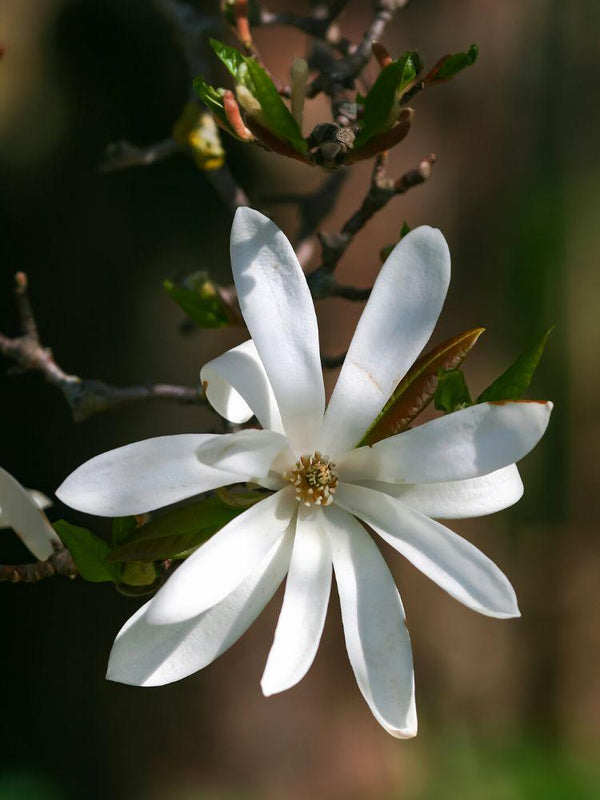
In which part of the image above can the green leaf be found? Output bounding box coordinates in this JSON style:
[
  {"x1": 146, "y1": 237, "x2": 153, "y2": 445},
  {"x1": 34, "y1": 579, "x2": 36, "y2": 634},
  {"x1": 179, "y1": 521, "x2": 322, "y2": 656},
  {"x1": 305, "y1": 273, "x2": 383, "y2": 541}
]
[
  {"x1": 120, "y1": 561, "x2": 157, "y2": 587},
  {"x1": 360, "y1": 328, "x2": 484, "y2": 445},
  {"x1": 112, "y1": 516, "x2": 137, "y2": 546},
  {"x1": 107, "y1": 497, "x2": 246, "y2": 562},
  {"x1": 354, "y1": 52, "x2": 419, "y2": 148},
  {"x1": 210, "y1": 39, "x2": 248, "y2": 84},
  {"x1": 209, "y1": 39, "x2": 307, "y2": 155},
  {"x1": 434, "y1": 368, "x2": 472, "y2": 412},
  {"x1": 164, "y1": 272, "x2": 230, "y2": 328},
  {"x1": 400, "y1": 221, "x2": 412, "y2": 238},
  {"x1": 477, "y1": 327, "x2": 553, "y2": 403},
  {"x1": 53, "y1": 520, "x2": 120, "y2": 583},
  {"x1": 193, "y1": 77, "x2": 235, "y2": 134},
  {"x1": 426, "y1": 44, "x2": 478, "y2": 83},
  {"x1": 243, "y1": 58, "x2": 308, "y2": 154}
]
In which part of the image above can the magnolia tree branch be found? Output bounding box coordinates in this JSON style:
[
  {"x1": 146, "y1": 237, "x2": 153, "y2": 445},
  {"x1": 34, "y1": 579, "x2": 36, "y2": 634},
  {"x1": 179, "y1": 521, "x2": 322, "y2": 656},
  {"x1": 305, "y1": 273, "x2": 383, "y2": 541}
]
[
  {"x1": 258, "y1": 1, "x2": 353, "y2": 55},
  {"x1": 311, "y1": 153, "x2": 436, "y2": 279},
  {"x1": 100, "y1": 139, "x2": 180, "y2": 172},
  {"x1": 0, "y1": 274, "x2": 205, "y2": 422},
  {"x1": 0, "y1": 546, "x2": 78, "y2": 583},
  {"x1": 307, "y1": 0, "x2": 405, "y2": 120}
]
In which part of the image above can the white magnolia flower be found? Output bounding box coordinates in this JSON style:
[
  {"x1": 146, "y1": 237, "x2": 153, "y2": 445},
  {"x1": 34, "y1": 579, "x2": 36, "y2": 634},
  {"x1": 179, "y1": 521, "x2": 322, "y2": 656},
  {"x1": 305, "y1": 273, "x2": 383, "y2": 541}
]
[
  {"x1": 0, "y1": 467, "x2": 58, "y2": 560},
  {"x1": 57, "y1": 208, "x2": 552, "y2": 738}
]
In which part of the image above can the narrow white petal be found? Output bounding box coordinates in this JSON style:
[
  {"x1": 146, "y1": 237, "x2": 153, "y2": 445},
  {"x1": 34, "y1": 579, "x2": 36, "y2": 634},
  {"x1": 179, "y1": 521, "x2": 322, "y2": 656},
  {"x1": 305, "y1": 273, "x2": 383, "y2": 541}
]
[
  {"x1": 196, "y1": 429, "x2": 289, "y2": 485},
  {"x1": 261, "y1": 505, "x2": 332, "y2": 696},
  {"x1": 336, "y1": 483, "x2": 520, "y2": 619},
  {"x1": 107, "y1": 530, "x2": 293, "y2": 686},
  {"x1": 338, "y1": 401, "x2": 553, "y2": 485},
  {"x1": 230, "y1": 207, "x2": 325, "y2": 452},
  {"x1": 359, "y1": 464, "x2": 524, "y2": 519},
  {"x1": 56, "y1": 434, "x2": 248, "y2": 517},
  {"x1": 0, "y1": 468, "x2": 59, "y2": 560},
  {"x1": 146, "y1": 488, "x2": 296, "y2": 625},
  {"x1": 320, "y1": 226, "x2": 450, "y2": 455},
  {"x1": 201, "y1": 339, "x2": 284, "y2": 433},
  {"x1": 324, "y1": 504, "x2": 417, "y2": 738}
]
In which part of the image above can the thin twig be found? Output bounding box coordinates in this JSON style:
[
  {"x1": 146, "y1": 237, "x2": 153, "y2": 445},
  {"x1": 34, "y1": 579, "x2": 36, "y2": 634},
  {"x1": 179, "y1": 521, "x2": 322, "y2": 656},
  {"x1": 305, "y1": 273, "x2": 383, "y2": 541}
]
[
  {"x1": 307, "y1": 0, "x2": 404, "y2": 121},
  {"x1": 261, "y1": 170, "x2": 348, "y2": 265},
  {"x1": 257, "y1": 1, "x2": 352, "y2": 54},
  {"x1": 313, "y1": 153, "x2": 436, "y2": 275},
  {"x1": 0, "y1": 546, "x2": 78, "y2": 583},
  {"x1": 100, "y1": 139, "x2": 180, "y2": 173},
  {"x1": 0, "y1": 274, "x2": 205, "y2": 422}
]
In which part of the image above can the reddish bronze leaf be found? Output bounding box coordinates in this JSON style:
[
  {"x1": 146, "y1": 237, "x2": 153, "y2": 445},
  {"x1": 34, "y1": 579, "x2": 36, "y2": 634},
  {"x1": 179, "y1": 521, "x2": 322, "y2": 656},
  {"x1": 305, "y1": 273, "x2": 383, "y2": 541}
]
[
  {"x1": 348, "y1": 108, "x2": 413, "y2": 163},
  {"x1": 360, "y1": 327, "x2": 485, "y2": 446}
]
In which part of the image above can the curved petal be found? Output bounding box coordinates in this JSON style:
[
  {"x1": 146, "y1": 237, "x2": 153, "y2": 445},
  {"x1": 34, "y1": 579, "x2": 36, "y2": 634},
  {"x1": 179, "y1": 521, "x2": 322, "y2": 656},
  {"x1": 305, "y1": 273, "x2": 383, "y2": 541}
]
[
  {"x1": 56, "y1": 435, "x2": 249, "y2": 517},
  {"x1": 261, "y1": 505, "x2": 332, "y2": 696},
  {"x1": 230, "y1": 207, "x2": 325, "y2": 452},
  {"x1": 196, "y1": 429, "x2": 290, "y2": 487},
  {"x1": 107, "y1": 529, "x2": 294, "y2": 687},
  {"x1": 337, "y1": 401, "x2": 553, "y2": 485},
  {"x1": 146, "y1": 487, "x2": 297, "y2": 625},
  {"x1": 29, "y1": 490, "x2": 52, "y2": 512},
  {"x1": 320, "y1": 226, "x2": 450, "y2": 455},
  {"x1": 324, "y1": 504, "x2": 417, "y2": 739},
  {"x1": 336, "y1": 483, "x2": 519, "y2": 619},
  {"x1": 0, "y1": 468, "x2": 59, "y2": 560},
  {"x1": 201, "y1": 339, "x2": 284, "y2": 433},
  {"x1": 358, "y1": 464, "x2": 523, "y2": 519}
]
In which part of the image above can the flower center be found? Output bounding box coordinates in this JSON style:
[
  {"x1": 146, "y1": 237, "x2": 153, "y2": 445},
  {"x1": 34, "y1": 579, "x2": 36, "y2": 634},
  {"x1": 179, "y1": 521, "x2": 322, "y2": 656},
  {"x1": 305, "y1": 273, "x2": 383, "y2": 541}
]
[{"x1": 284, "y1": 452, "x2": 338, "y2": 507}]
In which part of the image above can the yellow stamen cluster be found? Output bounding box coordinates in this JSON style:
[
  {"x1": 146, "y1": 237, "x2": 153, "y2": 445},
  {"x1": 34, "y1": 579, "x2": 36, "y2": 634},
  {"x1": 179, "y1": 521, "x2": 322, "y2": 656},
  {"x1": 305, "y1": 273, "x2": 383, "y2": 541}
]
[{"x1": 284, "y1": 453, "x2": 338, "y2": 507}]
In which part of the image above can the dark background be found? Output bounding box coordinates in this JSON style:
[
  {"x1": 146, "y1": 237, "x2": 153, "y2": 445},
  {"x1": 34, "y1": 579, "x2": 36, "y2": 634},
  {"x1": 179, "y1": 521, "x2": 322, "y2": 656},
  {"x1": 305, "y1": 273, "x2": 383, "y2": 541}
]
[{"x1": 1, "y1": 1, "x2": 599, "y2": 798}]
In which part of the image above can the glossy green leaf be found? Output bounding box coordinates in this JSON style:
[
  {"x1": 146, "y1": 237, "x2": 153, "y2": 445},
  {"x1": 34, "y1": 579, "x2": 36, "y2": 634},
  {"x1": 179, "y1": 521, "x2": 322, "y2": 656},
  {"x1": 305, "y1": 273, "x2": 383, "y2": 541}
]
[
  {"x1": 209, "y1": 39, "x2": 307, "y2": 155},
  {"x1": 360, "y1": 328, "x2": 484, "y2": 445},
  {"x1": 354, "y1": 52, "x2": 419, "y2": 148},
  {"x1": 164, "y1": 272, "x2": 229, "y2": 328},
  {"x1": 477, "y1": 327, "x2": 553, "y2": 403},
  {"x1": 244, "y1": 58, "x2": 308, "y2": 154},
  {"x1": 112, "y1": 516, "x2": 137, "y2": 546},
  {"x1": 210, "y1": 38, "x2": 247, "y2": 82},
  {"x1": 107, "y1": 497, "x2": 246, "y2": 563},
  {"x1": 193, "y1": 77, "x2": 235, "y2": 134},
  {"x1": 434, "y1": 368, "x2": 472, "y2": 412},
  {"x1": 426, "y1": 44, "x2": 478, "y2": 84},
  {"x1": 53, "y1": 520, "x2": 120, "y2": 583}
]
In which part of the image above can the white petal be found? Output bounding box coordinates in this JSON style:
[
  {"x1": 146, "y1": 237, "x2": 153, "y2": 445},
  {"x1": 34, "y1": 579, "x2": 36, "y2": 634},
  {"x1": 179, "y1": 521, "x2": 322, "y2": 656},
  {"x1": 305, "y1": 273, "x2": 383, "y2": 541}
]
[
  {"x1": 320, "y1": 226, "x2": 450, "y2": 455},
  {"x1": 359, "y1": 464, "x2": 523, "y2": 519},
  {"x1": 201, "y1": 339, "x2": 284, "y2": 433},
  {"x1": 230, "y1": 207, "x2": 325, "y2": 452},
  {"x1": 336, "y1": 483, "x2": 520, "y2": 619},
  {"x1": 146, "y1": 488, "x2": 296, "y2": 625},
  {"x1": 338, "y1": 401, "x2": 553, "y2": 484},
  {"x1": 196, "y1": 429, "x2": 289, "y2": 486},
  {"x1": 261, "y1": 505, "x2": 332, "y2": 696},
  {"x1": 107, "y1": 529, "x2": 294, "y2": 686},
  {"x1": 29, "y1": 489, "x2": 52, "y2": 512},
  {"x1": 56, "y1": 434, "x2": 248, "y2": 517},
  {"x1": 324, "y1": 504, "x2": 417, "y2": 739},
  {"x1": 0, "y1": 468, "x2": 59, "y2": 560}
]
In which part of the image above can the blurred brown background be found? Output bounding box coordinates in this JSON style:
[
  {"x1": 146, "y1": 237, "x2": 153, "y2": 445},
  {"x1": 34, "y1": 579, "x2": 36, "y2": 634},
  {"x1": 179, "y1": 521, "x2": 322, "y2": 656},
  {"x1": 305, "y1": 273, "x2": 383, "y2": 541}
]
[{"x1": 1, "y1": 1, "x2": 599, "y2": 798}]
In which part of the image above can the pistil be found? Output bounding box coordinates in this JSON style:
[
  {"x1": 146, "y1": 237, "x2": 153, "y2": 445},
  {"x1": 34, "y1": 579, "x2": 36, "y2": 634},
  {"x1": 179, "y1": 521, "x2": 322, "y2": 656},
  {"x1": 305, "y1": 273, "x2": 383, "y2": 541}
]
[{"x1": 284, "y1": 452, "x2": 338, "y2": 507}]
